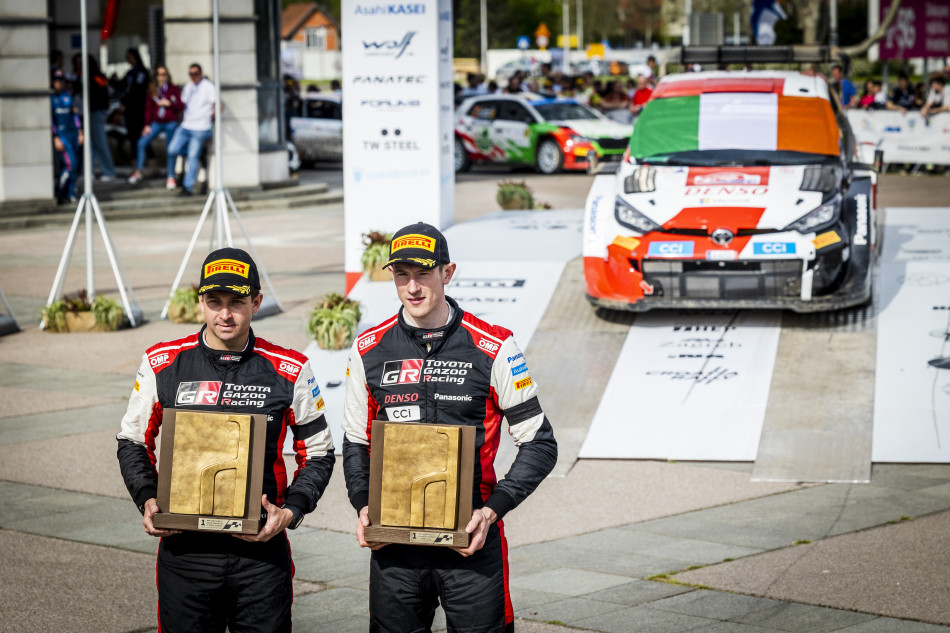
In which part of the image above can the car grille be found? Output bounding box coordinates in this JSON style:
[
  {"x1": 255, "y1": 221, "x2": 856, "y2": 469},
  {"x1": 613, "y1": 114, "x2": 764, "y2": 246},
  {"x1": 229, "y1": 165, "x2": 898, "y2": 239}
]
[
  {"x1": 596, "y1": 138, "x2": 629, "y2": 151},
  {"x1": 641, "y1": 259, "x2": 802, "y2": 300}
]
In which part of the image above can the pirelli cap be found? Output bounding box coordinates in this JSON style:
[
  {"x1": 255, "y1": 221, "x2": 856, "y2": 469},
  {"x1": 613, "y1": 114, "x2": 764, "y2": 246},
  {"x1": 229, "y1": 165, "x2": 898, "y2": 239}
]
[
  {"x1": 198, "y1": 247, "x2": 260, "y2": 296},
  {"x1": 383, "y1": 222, "x2": 451, "y2": 270}
]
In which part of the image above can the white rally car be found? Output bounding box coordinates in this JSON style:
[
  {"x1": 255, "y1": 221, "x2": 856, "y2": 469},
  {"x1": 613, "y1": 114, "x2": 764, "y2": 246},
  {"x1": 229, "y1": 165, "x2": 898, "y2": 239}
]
[{"x1": 583, "y1": 70, "x2": 878, "y2": 312}]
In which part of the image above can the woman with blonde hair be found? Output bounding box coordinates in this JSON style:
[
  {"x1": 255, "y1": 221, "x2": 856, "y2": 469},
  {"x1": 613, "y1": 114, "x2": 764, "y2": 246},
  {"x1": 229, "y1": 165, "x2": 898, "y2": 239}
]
[{"x1": 129, "y1": 65, "x2": 183, "y2": 187}]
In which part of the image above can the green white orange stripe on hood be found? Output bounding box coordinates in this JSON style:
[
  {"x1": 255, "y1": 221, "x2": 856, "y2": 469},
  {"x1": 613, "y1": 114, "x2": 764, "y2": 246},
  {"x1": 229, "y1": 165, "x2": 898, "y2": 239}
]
[{"x1": 630, "y1": 92, "x2": 840, "y2": 159}]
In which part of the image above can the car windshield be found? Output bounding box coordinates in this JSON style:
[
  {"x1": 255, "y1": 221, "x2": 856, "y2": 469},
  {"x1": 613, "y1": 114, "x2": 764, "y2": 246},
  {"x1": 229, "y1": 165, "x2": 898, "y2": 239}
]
[
  {"x1": 630, "y1": 92, "x2": 840, "y2": 164},
  {"x1": 534, "y1": 102, "x2": 601, "y2": 122}
]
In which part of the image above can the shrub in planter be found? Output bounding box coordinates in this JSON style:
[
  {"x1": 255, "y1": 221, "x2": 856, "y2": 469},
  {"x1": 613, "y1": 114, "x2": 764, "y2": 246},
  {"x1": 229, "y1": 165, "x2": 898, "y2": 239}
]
[
  {"x1": 305, "y1": 293, "x2": 363, "y2": 350},
  {"x1": 41, "y1": 289, "x2": 123, "y2": 332},
  {"x1": 496, "y1": 180, "x2": 535, "y2": 210},
  {"x1": 168, "y1": 286, "x2": 203, "y2": 324},
  {"x1": 361, "y1": 231, "x2": 393, "y2": 282}
]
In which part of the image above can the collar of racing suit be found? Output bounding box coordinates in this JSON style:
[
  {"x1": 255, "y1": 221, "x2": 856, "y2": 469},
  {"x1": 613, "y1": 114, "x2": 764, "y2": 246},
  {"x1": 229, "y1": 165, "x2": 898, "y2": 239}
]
[
  {"x1": 398, "y1": 296, "x2": 462, "y2": 353},
  {"x1": 198, "y1": 324, "x2": 255, "y2": 366}
]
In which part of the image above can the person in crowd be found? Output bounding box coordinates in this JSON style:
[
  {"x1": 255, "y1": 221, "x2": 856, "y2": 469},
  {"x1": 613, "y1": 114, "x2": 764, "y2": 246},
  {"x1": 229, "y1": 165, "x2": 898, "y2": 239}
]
[
  {"x1": 886, "y1": 72, "x2": 920, "y2": 112},
  {"x1": 830, "y1": 64, "x2": 857, "y2": 108},
  {"x1": 857, "y1": 80, "x2": 881, "y2": 110},
  {"x1": 166, "y1": 63, "x2": 215, "y2": 196},
  {"x1": 600, "y1": 79, "x2": 631, "y2": 123},
  {"x1": 117, "y1": 246, "x2": 335, "y2": 633},
  {"x1": 460, "y1": 72, "x2": 487, "y2": 99},
  {"x1": 629, "y1": 74, "x2": 653, "y2": 119},
  {"x1": 119, "y1": 48, "x2": 150, "y2": 165},
  {"x1": 505, "y1": 74, "x2": 525, "y2": 94},
  {"x1": 73, "y1": 55, "x2": 117, "y2": 182},
  {"x1": 330, "y1": 79, "x2": 341, "y2": 91},
  {"x1": 128, "y1": 66, "x2": 183, "y2": 186},
  {"x1": 50, "y1": 68, "x2": 83, "y2": 204},
  {"x1": 921, "y1": 75, "x2": 950, "y2": 119},
  {"x1": 342, "y1": 222, "x2": 557, "y2": 633},
  {"x1": 486, "y1": 79, "x2": 500, "y2": 95}
]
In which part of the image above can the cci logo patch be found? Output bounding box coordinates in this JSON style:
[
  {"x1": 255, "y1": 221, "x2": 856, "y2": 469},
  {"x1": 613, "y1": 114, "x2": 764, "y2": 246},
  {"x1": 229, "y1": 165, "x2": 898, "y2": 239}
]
[
  {"x1": 381, "y1": 359, "x2": 423, "y2": 385},
  {"x1": 647, "y1": 241, "x2": 694, "y2": 258},
  {"x1": 204, "y1": 259, "x2": 249, "y2": 278},
  {"x1": 386, "y1": 405, "x2": 421, "y2": 421},
  {"x1": 753, "y1": 242, "x2": 796, "y2": 255},
  {"x1": 391, "y1": 234, "x2": 435, "y2": 253},
  {"x1": 176, "y1": 381, "x2": 222, "y2": 405}
]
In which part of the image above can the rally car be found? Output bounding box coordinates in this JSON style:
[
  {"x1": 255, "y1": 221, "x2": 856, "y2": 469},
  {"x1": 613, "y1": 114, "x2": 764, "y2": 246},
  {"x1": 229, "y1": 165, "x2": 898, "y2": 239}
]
[
  {"x1": 583, "y1": 70, "x2": 877, "y2": 312},
  {"x1": 455, "y1": 94, "x2": 632, "y2": 174},
  {"x1": 289, "y1": 92, "x2": 343, "y2": 163}
]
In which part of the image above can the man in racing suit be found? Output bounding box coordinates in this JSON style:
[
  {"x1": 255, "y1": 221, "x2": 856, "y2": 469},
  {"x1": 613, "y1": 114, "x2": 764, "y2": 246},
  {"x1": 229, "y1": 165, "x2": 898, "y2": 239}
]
[
  {"x1": 343, "y1": 222, "x2": 558, "y2": 633},
  {"x1": 117, "y1": 247, "x2": 334, "y2": 633}
]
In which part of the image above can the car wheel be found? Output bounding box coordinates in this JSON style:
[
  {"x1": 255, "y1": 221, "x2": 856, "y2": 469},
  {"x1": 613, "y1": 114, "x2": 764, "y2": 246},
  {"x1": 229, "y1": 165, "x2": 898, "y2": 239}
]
[
  {"x1": 536, "y1": 138, "x2": 563, "y2": 174},
  {"x1": 454, "y1": 137, "x2": 471, "y2": 173}
]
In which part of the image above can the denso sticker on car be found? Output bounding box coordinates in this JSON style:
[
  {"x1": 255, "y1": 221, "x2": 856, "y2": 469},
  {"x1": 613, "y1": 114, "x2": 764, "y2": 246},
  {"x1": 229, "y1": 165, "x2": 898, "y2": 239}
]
[{"x1": 647, "y1": 241, "x2": 694, "y2": 258}]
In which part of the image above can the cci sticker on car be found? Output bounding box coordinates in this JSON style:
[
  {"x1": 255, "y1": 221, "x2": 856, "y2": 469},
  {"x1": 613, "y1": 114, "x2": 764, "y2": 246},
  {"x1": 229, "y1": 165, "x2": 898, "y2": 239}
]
[
  {"x1": 647, "y1": 241, "x2": 694, "y2": 258},
  {"x1": 753, "y1": 242, "x2": 796, "y2": 255}
]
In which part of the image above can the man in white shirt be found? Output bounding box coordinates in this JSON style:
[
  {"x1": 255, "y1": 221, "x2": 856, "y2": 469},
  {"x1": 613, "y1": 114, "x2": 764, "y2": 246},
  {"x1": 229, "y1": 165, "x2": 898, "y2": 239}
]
[{"x1": 167, "y1": 63, "x2": 215, "y2": 196}]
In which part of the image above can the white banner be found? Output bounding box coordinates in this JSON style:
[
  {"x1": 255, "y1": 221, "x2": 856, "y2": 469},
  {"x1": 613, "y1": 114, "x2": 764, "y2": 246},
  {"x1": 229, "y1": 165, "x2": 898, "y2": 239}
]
[
  {"x1": 579, "y1": 311, "x2": 781, "y2": 461},
  {"x1": 848, "y1": 110, "x2": 950, "y2": 165},
  {"x1": 341, "y1": 0, "x2": 455, "y2": 292},
  {"x1": 874, "y1": 207, "x2": 950, "y2": 462}
]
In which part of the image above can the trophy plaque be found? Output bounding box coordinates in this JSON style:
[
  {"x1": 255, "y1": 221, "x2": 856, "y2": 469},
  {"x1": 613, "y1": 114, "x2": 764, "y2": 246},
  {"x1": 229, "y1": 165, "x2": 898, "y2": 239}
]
[
  {"x1": 365, "y1": 420, "x2": 475, "y2": 548},
  {"x1": 152, "y1": 408, "x2": 266, "y2": 534}
]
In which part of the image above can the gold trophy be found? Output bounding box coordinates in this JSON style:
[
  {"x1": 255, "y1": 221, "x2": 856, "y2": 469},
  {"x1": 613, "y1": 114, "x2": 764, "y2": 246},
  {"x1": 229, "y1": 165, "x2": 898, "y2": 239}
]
[
  {"x1": 153, "y1": 409, "x2": 266, "y2": 534},
  {"x1": 365, "y1": 421, "x2": 475, "y2": 547}
]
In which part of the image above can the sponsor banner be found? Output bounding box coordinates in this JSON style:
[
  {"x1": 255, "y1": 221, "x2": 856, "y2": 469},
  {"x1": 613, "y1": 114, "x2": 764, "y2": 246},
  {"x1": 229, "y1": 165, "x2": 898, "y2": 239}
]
[
  {"x1": 874, "y1": 207, "x2": 950, "y2": 462},
  {"x1": 879, "y1": 0, "x2": 950, "y2": 60},
  {"x1": 579, "y1": 311, "x2": 781, "y2": 460},
  {"x1": 297, "y1": 210, "x2": 582, "y2": 454},
  {"x1": 342, "y1": 0, "x2": 454, "y2": 291},
  {"x1": 847, "y1": 110, "x2": 950, "y2": 166}
]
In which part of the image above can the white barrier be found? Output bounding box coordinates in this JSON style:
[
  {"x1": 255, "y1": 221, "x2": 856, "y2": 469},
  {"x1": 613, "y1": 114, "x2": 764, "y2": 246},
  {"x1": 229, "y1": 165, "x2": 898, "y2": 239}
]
[{"x1": 847, "y1": 110, "x2": 950, "y2": 165}]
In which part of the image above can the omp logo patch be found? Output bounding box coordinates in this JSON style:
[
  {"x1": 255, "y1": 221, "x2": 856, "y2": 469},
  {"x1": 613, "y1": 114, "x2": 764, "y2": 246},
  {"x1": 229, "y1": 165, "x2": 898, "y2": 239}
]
[
  {"x1": 391, "y1": 234, "x2": 435, "y2": 252},
  {"x1": 478, "y1": 339, "x2": 499, "y2": 353},
  {"x1": 176, "y1": 381, "x2": 222, "y2": 405},
  {"x1": 279, "y1": 361, "x2": 301, "y2": 375},
  {"x1": 204, "y1": 259, "x2": 249, "y2": 278},
  {"x1": 149, "y1": 353, "x2": 169, "y2": 367},
  {"x1": 514, "y1": 377, "x2": 533, "y2": 390},
  {"x1": 381, "y1": 359, "x2": 423, "y2": 385},
  {"x1": 358, "y1": 334, "x2": 376, "y2": 350}
]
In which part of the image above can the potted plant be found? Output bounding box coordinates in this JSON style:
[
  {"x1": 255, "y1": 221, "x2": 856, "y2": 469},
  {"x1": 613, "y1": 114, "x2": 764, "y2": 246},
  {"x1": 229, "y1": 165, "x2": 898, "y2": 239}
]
[
  {"x1": 167, "y1": 285, "x2": 203, "y2": 323},
  {"x1": 496, "y1": 180, "x2": 535, "y2": 210},
  {"x1": 305, "y1": 292, "x2": 362, "y2": 350},
  {"x1": 361, "y1": 231, "x2": 393, "y2": 282},
  {"x1": 41, "y1": 289, "x2": 124, "y2": 332}
]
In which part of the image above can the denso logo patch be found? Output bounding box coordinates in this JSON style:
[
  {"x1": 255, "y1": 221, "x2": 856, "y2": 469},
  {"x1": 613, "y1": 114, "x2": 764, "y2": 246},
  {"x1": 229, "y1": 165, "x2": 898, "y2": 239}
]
[
  {"x1": 381, "y1": 359, "x2": 423, "y2": 385},
  {"x1": 753, "y1": 242, "x2": 796, "y2": 255},
  {"x1": 384, "y1": 393, "x2": 419, "y2": 404},
  {"x1": 478, "y1": 339, "x2": 499, "y2": 353},
  {"x1": 647, "y1": 242, "x2": 694, "y2": 258},
  {"x1": 279, "y1": 361, "x2": 301, "y2": 375},
  {"x1": 176, "y1": 381, "x2": 222, "y2": 405},
  {"x1": 149, "y1": 353, "x2": 169, "y2": 367}
]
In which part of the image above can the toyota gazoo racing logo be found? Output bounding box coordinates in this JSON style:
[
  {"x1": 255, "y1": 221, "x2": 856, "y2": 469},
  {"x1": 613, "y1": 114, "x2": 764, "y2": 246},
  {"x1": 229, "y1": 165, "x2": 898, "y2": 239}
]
[
  {"x1": 381, "y1": 359, "x2": 423, "y2": 385},
  {"x1": 149, "y1": 353, "x2": 169, "y2": 367},
  {"x1": 176, "y1": 381, "x2": 222, "y2": 406},
  {"x1": 278, "y1": 361, "x2": 301, "y2": 375}
]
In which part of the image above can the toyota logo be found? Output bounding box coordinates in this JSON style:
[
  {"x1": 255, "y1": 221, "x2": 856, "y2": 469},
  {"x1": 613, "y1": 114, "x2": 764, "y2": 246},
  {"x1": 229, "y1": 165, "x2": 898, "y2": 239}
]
[{"x1": 710, "y1": 228, "x2": 734, "y2": 246}]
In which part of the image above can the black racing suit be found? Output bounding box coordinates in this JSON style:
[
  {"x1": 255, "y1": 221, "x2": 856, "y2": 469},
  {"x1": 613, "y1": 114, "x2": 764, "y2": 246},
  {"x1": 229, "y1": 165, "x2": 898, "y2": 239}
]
[
  {"x1": 117, "y1": 327, "x2": 335, "y2": 633},
  {"x1": 343, "y1": 297, "x2": 558, "y2": 633}
]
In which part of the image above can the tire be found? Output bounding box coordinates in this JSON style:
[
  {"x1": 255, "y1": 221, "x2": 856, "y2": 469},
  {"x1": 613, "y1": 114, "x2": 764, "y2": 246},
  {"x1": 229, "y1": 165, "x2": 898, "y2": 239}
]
[
  {"x1": 535, "y1": 138, "x2": 563, "y2": 174},
  {"x1": 454, "y1": 137, "x2": 471, "y2": 173}
]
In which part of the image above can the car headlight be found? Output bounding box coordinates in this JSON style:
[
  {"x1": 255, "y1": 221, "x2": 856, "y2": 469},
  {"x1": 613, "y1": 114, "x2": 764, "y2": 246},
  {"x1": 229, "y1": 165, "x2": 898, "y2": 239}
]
[
  {"x1": 568, "y1": 133, "x2": 591, "y2": 144},
  {"x1": 785, "y1": 195, "x2": 841, "y2": 233},
  {"x1": 800, "y1": 165, "x2": 841, "y2": 193},
  {"x1": 614, "y1": 197, "x2": 663, "y2": 234},
  {"x1": 624, "y1": 167, "x2": 656, "y2": 193}
]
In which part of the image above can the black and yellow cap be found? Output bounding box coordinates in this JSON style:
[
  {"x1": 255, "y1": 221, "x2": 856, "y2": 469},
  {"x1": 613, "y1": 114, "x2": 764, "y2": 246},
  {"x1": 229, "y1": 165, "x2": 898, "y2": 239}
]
[
  {"x1": 197, "y1": 247, "x2": 260, "y2": 297},
  {"x1": 383, "y1": 222, "x2": 451, "y2": 270}
]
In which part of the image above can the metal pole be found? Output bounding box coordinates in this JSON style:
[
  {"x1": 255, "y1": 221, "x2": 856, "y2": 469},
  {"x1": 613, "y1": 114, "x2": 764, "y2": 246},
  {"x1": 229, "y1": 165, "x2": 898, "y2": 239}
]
[
  {"x1": 80, "y1": 0, "x2": 95, "y2": 296},
  {"x1": 562, "y1": 0, "x2": 570, "y2": 73},
  {"x1": 734, "y1": 11, "x2": 740, "y2": 45},
  {"x1": 213, "y1": 0, "x2": 223, "y2": 192},
  {"x1": 480, "y1": 0, "x2": 487, "y2": 75},
  {"x1": 683, "y1": 0, "x2": 692, "y2": 46},
  {"x1": 576, "y1": 0, "x2": 583, "y2": 52},
  {"x1": 830, "y1": 0, "x2": 839, "y2": 48}
]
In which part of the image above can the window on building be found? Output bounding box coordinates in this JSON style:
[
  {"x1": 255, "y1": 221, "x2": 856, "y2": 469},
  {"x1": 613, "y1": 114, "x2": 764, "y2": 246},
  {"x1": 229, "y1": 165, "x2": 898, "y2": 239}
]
[{"x1": 306, "y1": 27, "x2": 327, "y2": 50}]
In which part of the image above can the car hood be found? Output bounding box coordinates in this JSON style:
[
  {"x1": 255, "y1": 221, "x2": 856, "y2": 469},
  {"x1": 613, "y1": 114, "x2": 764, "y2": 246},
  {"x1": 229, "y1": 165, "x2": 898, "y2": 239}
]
[
  {"x1": 618, "y1": 164, "x2": 827, "y2": 230},
  {"x1": 551, "y1": 119, "x2": 632, "y2": 140}
]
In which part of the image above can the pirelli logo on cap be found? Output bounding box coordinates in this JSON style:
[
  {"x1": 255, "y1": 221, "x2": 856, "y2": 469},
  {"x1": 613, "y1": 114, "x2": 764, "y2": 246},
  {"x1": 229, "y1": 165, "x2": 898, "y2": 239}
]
[
  {"x1": 391, "y1": 234, "x2": 435, "y2": 253},
  {"x1": 514, "y1": 377, "x2": 533, "y2": 390},
  {"x1": 204, "y1": 259, "x2": 249, "y2": 278}
]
